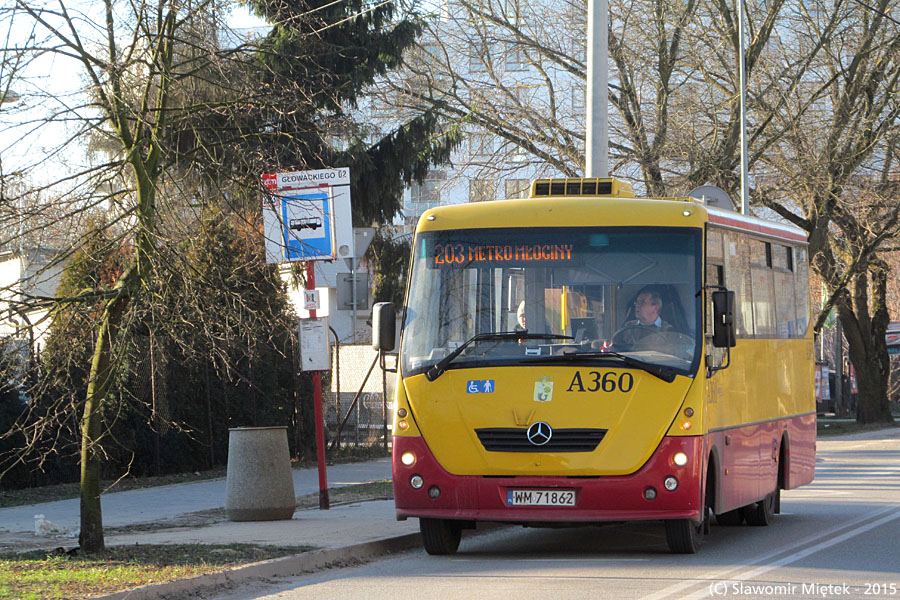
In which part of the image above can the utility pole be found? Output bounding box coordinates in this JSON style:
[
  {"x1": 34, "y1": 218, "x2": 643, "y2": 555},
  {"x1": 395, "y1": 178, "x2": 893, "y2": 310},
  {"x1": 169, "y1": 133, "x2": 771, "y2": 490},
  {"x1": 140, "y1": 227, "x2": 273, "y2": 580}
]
[
  {"x1": 585, "y1": 0, "x2": 608, "y2": 177},
  {"x1": 737, "y1": 0, "x2": 749, "y2": 214}
]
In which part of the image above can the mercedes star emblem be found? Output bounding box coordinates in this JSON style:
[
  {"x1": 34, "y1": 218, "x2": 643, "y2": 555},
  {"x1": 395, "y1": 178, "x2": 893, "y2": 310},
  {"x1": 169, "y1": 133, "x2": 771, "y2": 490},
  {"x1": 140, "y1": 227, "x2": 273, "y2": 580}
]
[{"x1": 526, "y1": 421, "x2": 552, "y2": 446}]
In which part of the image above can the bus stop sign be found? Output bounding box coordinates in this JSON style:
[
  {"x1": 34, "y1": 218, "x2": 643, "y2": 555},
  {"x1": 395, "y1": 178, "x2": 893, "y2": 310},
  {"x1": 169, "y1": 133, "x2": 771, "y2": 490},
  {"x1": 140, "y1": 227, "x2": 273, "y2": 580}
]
[{"x1": 262, "y1": 168, "x2": 353, "y2": 263}]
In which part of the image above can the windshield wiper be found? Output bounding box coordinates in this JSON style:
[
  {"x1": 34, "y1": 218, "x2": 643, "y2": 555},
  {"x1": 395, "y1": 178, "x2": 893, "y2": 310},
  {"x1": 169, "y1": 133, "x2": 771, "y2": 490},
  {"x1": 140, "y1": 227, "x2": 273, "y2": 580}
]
[
  {"x1": 532, "y1": 348, "x2": 677, "y2": 383},
  {"x1": 425, "y1": 331, "x2": 574, "y2": 381}
]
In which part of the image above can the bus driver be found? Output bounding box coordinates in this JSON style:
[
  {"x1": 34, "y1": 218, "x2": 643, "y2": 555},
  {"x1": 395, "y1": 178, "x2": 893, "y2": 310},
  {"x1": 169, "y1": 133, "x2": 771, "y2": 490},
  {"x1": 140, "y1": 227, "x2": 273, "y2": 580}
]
[{"x1": 612, "y1": 289, "x2": 672, "y2": 350}]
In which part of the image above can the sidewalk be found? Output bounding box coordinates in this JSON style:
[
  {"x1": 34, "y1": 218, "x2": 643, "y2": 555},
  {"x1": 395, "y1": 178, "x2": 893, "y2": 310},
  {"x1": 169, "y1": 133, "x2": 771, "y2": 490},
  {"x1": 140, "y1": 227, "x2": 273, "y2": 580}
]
[{"x1": 0, "y1": 457, "x2": 393, "y2": 536}]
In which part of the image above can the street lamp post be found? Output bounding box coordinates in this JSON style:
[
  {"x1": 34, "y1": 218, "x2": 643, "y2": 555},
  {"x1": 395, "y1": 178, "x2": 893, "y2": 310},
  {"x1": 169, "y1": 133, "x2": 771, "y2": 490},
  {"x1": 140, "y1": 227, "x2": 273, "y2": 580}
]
[
  {"x1": 585, "y1": 0, "x2": 609, "y2": 178},
  {"x1": 738, "y1": 0, "x2": 749, "y2": 215}
]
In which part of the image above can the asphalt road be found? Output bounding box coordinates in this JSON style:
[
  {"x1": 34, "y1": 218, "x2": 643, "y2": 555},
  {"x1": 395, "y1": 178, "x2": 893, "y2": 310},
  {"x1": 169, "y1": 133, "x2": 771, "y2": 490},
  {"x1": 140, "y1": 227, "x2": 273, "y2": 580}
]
[{"x1": 210, "y1": 432, "x2": 900, "y2": 600}]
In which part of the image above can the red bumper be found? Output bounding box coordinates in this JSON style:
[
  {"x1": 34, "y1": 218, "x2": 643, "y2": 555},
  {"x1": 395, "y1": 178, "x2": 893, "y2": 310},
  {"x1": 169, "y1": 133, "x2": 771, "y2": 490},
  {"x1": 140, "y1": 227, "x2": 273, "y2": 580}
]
[{"x1": 393, "y1": 435, "x2": 704, "y2": 523}]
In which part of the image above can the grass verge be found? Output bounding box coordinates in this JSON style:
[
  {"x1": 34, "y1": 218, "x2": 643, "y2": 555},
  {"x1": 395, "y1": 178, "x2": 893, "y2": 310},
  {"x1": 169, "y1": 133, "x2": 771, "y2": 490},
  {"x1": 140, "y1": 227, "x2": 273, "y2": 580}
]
[{"x1": 0, "y1": 543, "x2": 313, "y2": 600}]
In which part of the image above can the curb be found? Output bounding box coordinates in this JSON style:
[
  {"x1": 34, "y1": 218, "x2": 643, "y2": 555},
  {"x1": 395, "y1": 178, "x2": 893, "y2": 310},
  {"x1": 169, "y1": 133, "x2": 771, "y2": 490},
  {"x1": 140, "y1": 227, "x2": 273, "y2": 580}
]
[{"x1": 95, "y1": 533, "x2": 422, "y2": 600}]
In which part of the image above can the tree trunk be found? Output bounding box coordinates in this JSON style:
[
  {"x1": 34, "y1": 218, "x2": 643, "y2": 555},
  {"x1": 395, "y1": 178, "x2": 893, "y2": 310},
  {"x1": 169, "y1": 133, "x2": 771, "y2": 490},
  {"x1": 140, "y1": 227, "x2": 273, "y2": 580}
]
[
  {"x1": 79, "y1": 290, "x2": 130, "y2": 553},
  {"x1": 854, "y1": 358, "x2": 893, "y2": 423},
  {"x1": 837, "y1": 267, "x2": 894, "y2": 425}
]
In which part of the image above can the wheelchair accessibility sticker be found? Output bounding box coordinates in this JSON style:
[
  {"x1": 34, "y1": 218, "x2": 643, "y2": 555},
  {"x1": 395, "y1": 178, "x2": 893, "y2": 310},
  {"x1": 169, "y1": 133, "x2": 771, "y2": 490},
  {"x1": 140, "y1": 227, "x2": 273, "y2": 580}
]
[{"x1": 467, "y1": 380, "x2": 495, "y2": 394}]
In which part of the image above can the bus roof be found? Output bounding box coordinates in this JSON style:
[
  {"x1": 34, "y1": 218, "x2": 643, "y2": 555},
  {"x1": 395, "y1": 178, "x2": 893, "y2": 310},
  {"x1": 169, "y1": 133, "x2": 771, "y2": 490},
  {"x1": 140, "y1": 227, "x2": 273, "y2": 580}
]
[
  {"x1": 416, "y1": 177, "x2": 808, "y2": 245},
  {"x1": 416, "y1": 195, "x2": 707, "y2": 232},
  {"x1": 705, "y1": 205, "x2": 808, "y2": 244}
]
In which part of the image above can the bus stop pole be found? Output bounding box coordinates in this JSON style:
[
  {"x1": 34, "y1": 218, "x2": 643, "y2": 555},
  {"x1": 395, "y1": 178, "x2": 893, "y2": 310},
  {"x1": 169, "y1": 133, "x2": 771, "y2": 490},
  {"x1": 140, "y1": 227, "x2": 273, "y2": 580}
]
[{"x1": 307, "y1": 261, "x2": 330, "y2": 509}]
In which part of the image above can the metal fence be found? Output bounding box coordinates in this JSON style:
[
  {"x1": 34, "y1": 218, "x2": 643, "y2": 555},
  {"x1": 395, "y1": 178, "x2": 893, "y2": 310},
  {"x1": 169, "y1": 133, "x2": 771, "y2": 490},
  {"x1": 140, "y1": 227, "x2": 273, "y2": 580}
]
[{"x1": 323, "y1": 344, "x2": 397, "y2": 450}]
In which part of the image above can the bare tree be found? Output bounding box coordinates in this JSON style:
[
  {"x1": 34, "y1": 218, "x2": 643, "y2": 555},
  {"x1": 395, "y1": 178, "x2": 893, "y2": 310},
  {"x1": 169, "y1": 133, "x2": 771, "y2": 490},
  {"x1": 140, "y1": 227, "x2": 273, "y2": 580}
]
[
  {"x1": 377, "y1": 0, "x2": 588, "y2": 185},
  {"x1": 754, "y1": 0, "x2": 900, "y2": 423},
  {"x1": 379, "y1": 0, "x2": 900, "y2": 421},
  {"x1": 8, "y1": 0, "x2": 190, "y2": 552},
  {"x1": 1, "y1": 0, "x2": 461, "y2": 553},
  {"x1": 0, "y1": 0, "x2": 287, "y2": 552}
]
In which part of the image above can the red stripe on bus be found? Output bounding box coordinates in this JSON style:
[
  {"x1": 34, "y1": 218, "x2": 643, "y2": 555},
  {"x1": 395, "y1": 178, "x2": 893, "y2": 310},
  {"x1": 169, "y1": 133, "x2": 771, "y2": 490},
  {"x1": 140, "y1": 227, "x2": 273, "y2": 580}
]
[{"x1": 709, "y1": 213, "x2": 808, "y2": 242}]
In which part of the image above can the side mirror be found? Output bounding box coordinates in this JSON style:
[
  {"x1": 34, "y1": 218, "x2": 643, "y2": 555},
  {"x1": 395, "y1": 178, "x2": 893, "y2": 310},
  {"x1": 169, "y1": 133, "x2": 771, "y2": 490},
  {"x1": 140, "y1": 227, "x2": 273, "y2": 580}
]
[
  {"x1": 711, "y1": 290, "x2": 736, "y2": 348},
  {"x1": 372, "y1": 302, "x2": 396, "y2": 351}
]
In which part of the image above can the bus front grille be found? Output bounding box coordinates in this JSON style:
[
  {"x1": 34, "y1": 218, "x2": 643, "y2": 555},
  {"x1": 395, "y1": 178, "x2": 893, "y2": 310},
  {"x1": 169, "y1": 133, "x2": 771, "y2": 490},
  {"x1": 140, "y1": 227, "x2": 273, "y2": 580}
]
[{"x1": 475, "y1": 428, "x2": 607, "y2": 452}]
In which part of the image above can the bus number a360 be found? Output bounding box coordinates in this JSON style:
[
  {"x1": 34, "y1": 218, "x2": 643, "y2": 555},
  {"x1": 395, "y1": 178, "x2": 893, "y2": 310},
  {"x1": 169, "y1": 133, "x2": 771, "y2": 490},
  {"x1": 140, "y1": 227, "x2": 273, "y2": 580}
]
[{"x1": 567, "y1": 371, "x2": 634, "y2": 393}]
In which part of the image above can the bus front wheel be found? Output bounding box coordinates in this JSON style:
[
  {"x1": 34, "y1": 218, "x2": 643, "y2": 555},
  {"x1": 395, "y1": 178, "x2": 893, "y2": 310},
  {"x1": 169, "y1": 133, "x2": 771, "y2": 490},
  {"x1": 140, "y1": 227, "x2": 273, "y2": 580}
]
[
  {"x1": 665, "y1": 506, "x2": 708, "y2": 554},
  {"x1": 420, "y1": 518, "x2": 462, "y2": 555}
]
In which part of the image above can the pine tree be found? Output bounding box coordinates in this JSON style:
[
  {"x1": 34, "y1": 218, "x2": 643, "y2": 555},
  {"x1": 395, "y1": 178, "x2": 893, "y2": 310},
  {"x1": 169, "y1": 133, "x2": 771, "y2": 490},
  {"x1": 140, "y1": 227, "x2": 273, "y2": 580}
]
[
  {"x1": 165, "y1": 0, "x2": 460, "y2": 225},
  {"x1": 249, "y1": 0, "x2": 461, "y2": 223}
]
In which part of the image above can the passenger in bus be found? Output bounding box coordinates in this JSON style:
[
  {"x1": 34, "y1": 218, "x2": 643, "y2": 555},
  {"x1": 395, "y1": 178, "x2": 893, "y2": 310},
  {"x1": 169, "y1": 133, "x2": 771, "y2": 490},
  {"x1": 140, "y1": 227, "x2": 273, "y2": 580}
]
[
  {"x1": 612, "y1": 290, "x2": 673, "y2": 350},
  {"x1": 515, "y1": 301, "x2": 527, "y2": 332},
  {"x1": 514, "y1": 300, "x2": 552, "y2": 335}
]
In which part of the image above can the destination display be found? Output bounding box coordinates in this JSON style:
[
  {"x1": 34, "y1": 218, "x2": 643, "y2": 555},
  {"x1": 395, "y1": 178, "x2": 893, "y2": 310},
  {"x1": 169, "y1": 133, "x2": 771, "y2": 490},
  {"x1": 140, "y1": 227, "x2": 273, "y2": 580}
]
[
  {"x1": 432, "y1": 242, "x2": 575, "y2": 266},
  {"x1": 418, "y1": 226, "x2": 698, "y2": 271}
]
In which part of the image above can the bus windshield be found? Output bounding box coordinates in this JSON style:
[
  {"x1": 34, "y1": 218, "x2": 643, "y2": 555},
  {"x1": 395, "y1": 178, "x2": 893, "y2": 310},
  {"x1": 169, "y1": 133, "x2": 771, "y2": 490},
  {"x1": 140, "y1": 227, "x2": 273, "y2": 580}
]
[{"x1": 401, "y1": 226, "x2": 703, "y2": 377}]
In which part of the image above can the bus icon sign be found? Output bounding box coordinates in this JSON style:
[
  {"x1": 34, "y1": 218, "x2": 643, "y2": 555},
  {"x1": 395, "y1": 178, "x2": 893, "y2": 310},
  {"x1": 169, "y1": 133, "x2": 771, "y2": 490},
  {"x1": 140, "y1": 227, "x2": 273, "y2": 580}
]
[{"x1": 290, "y1": 217, "x2": 323, "y2": 231}]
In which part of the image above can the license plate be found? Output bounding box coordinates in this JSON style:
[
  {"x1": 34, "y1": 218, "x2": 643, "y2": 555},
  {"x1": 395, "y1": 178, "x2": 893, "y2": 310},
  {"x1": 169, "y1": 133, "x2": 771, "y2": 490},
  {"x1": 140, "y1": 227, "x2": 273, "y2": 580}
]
[{"x1": 507, "y1": 489, "x2": 576, "y2": 506}]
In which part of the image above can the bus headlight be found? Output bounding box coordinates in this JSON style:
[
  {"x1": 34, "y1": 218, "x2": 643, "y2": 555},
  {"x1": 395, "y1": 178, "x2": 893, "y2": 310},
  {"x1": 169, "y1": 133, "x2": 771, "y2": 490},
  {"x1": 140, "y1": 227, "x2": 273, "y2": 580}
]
[
  {"x1": 673, "y1": 452, "x2": 688, "y2": 467},
  {"x1": 401, "y1": 452, "x2": 416, "y2": 466}
]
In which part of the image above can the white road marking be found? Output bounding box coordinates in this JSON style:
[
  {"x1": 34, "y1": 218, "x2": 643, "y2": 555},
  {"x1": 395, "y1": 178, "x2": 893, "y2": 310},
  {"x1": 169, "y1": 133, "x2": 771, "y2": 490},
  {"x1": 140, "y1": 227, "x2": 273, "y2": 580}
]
[
  {"x1": 451, "y1": 557, "x2": 651, "y2": 562},
  {"x1": 683, "y1": 507, "x2": 900, "y2": 599},
  {"x1": 784, "y1": 490, "x2": 853, "y2": 496},
  {"x1": 642, "y1": 504, "x2": 900, "y2": 600}
]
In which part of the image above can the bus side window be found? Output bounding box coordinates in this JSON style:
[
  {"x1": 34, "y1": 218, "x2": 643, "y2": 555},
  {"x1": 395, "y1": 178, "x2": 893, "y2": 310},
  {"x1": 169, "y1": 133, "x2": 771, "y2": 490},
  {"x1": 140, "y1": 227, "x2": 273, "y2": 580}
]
[
  {"x1": 794, "y1": 246, "x2": 811, "y2": 335},
  {"x1": 707, "y1": 229, "x2": 724, "y2": 263},
  {"x1": 773, "y1": 245, "x2": 796, "y2": 338},
  {"x1": 726, "y1": 231, "x2": 755, "y2": 337}
]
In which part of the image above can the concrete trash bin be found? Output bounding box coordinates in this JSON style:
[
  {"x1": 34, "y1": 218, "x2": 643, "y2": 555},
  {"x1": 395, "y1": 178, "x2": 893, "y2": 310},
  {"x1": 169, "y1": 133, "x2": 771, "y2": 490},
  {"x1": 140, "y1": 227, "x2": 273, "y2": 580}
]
[{"x1": 225, "y1": 426, "x2": 296, "y2": 521}]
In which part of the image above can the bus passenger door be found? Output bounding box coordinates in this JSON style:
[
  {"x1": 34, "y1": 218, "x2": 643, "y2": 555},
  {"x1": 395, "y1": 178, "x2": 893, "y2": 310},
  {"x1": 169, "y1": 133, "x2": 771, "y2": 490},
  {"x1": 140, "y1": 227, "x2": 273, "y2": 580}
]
[{"x1": 706, "y1": 261, "x2": 759, "y2": 512}]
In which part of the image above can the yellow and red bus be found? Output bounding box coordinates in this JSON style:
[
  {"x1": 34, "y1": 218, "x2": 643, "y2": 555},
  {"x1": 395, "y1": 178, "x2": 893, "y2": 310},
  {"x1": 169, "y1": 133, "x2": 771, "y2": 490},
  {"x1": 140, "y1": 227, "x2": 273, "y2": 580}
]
[{"x1": 373, "y1": 178, "x2": 815, "y2": 554}]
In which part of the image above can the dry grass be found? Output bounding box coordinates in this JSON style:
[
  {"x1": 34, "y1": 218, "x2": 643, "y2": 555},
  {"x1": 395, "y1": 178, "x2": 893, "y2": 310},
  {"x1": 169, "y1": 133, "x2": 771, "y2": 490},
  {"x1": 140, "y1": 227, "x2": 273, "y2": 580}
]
[{"x1": 0, "y1": 543, "x2": 312, "y2": 600}]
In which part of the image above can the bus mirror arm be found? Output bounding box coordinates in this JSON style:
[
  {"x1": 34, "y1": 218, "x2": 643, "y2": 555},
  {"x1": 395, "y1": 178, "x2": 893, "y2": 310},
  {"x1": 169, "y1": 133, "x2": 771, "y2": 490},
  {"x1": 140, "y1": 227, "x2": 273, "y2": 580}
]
[
  {"x1": 380, "y1": 351, "x2": 398, "y2": 374},
  {"x1": 707, "y1": 347, "x2": 731, "y2": 376}
]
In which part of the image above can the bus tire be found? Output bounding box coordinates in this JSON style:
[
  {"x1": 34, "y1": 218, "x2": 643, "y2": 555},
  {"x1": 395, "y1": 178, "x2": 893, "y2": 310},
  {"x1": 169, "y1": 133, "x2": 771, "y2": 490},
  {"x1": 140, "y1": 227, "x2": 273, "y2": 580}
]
[
  {"x1": 665, "y1": 503, "x2": 708, "y2": 554},
  {"x1": 743, "y1": 489, "x2": 778, "y2": 526},
  {"x1": 715, "y1": 508, "x2": 744, "y2": 526},
  {"x1": 420, "y1": 518, "x2": 462, "y2": 555}
]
